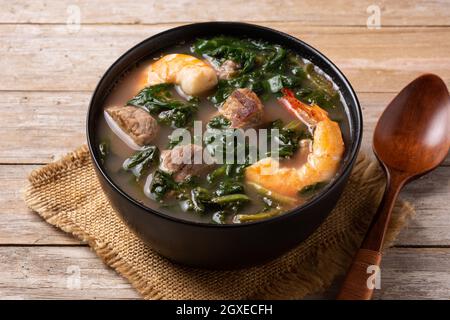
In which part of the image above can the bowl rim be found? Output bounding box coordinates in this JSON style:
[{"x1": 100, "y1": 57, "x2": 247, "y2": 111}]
[{"x1": 87, "y1": 21, "x2": 363, "y2": 229}]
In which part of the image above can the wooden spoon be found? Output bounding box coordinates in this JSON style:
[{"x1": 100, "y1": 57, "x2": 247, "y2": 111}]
[{"x1": 337, "y1": 74, "x2": 450, "y2": 300}]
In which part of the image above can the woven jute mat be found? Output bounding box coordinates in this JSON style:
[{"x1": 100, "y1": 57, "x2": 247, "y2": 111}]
[{"x1": 24, "y1": 145, "x2": 414, "y2": 299}]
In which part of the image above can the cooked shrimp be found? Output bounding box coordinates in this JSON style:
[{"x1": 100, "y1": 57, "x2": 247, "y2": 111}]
[
  {"x1": 245, "y1": 89, "x2": 344, "y2": 197},
  {"x1": 147, "y1": 54, "x2": 218, "y2": 96}
]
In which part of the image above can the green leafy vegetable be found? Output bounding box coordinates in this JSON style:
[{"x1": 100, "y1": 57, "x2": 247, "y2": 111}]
[
  {"x1": 206, "y1": 165, "x2": 226, "y2": 183},
  {"x1": 189, "y1": 187, "x2": 212, "y2": 213},
  {"x1": 207, "y1": 115, "x2": 231, "y2": 129},
  {"x1": 294, "y1": 64, "x2": 340, "y2": 110},
  {"x1": 123, "y1": 146, "x2": 159, "y2": 180},
  {"x1": 295, "y1": 86, "x2": 340, "y2": 110},
  {"x1": 234, "y1": 208, "x2": 282, "y2": 223},
  {"x1": 193, "y1": 36, "x2": 262, "y2": 72},
  {"x1": 225, "y1": 163, "x2": 248, "y2": 180},
  {"x1": 128, "y1": 84, "x2": 199, "y2": 128},
  {"x1": 167, "y1": 134, "x2": 184, "y2": 149},
  {"x1": 98, "y1": 141, "x2": 109, "y2": 164},
  {"x1": 211, "y1": 211, "x2": 226, "y2": 224},
  {"x1": 267, "y1": 119, "x2": 309, "y2": 158},
  {"x1": 267, "y1": 75, "x2": 284, "y2": 93},
  {"x1": 149, "y1": 169, "x2": 178, "y2": 200},
  {"x1": 247, "y1": 182, "x2": 297, "y2": 205},
  {"x1": 192, "y1": 36, "x2": 305, "y2": 105},
  {"x1": 194, "y1": 36, "x2": 339, "y2": 111},
  {"x1": 210, "y1": 194, "x2": 250, "y2": 205},
  {"x1": 150, "y1": 168, "x2": 249, "y2": 214},
  {"x1": 298, "y1": 181, "x2": 329, "y2": 197},
  {"x1": 183, "y1": 186, "x2": 249, "y2": 214},
  {"x1": 214, "y1": 181, "x2": 244, "y2": 197}
]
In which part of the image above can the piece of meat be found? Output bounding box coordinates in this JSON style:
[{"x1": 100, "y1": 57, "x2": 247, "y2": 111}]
[
  {"x1": 106, "y1": 106, "x2": 159, "y2": 146},
  {"x1": 159, "y1": 144, "x2": 212, "y2": 182},
  {"x1": 219, "y1": 88, "x2": 264, "y2": 128},
  {"x1": 216, "y1": 60, "x2": 240, "y2": 80}
]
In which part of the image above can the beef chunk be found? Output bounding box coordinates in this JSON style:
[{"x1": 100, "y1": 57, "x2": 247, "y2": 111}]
[
  {"x1": 219, "y1": 88, "x2": 264, "y2": 128},
  {"x1": 106, "y1": 106, "x2": 159, "y2": 146},
  {"x1": 216, "y1": 60, "x2": 240, "y2": 80},
  {"x1": 159, "y1": 144, "x2": 211, "y2": 182}
]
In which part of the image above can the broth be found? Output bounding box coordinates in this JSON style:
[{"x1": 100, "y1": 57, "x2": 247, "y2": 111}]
[{"x1": 96, "y1": 37, "x2": 349, "y2": 224}]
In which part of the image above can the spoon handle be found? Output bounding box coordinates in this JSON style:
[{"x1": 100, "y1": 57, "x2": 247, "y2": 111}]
[{"x1": 337, "y1": 171, "x2": 405, "y2": 300}]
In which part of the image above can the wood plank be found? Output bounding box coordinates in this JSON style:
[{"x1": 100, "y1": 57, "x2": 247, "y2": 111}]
[
  {"x1": 0, "y1": 246, "x2": 139, "y2": 299},
  {"x1": 0, "y1": 92, "x2": 88, "y2": 164},
  {"x1": 313, "y1": 248, "x2": 450, "y2": 299},
  {"x1": 1, "y1": 24, "x2": 449, "y2": 93},
  {"x1": 0, "y1": 164, "x2": 81, "y2": 245},
  {"x1": 1, "y1": 162, "x2": 448, "y2": 246},
  {"x1": 0, "y1": 246, "x2": 448, "y2": 299},
  {"x1": 1, "y1": 91, "x2": 449, "y2": 165},
  {"x1": 1, "y1": 0, "x2": 449, "y2": 26},
  {"x1": 395, "y1": 167, "x2": 450, "y2": 247},
  {"x1": 373, "y1": 248, "x2": 450, "y2": 299}
]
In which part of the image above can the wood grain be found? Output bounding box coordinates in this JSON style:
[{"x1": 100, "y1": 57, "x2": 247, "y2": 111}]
[
  {"x1": 1, "y1": 24, "x2": 449, "y2": 93},
  {"x1": 1, "y1": 0, "x2": 449, "y2": 26},
  {"x1": 0, "y1": 246, "x2": 448, "y2": 299},
  {"x1": 1, "y1": 163, "x2": 448, "y2": 246},
  {"x1": 0, "y1": 246, "x2": 139, "y2": 299},
  {"x1": 373, "y1": 248, "x2": 450, "y2": 300}
]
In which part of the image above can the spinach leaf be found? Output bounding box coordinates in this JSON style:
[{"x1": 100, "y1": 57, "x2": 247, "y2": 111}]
[
  {"x1": 193, "y1": 36, "x2": 306, "y2": 105},
  {"x1": 188, "y1": 187, "x2": 212, "y2": 213},
  {"x1": 267, "y1": 119, "x2": 309, "y2": 158},
  {"x1": 294, "y1": 64, "x2": 340, "y2": 110},
  {"x1": 210, "y1": 194, "x2": 250, "y2": 205},
  {"x1": 193, "y1": 36, "x2": 261, "y2": 72},
  {"x1": 234, "y1": 208, "x2": 282, "y2": 223},
  {"x1": 206, "y1": 165, "x2": 226, "y2": 183},
  {"x1": 127, "y1": 83, "x2": 174, "y2": 113},
  {"x1": 295, "y1": 86, "x2": 340, "y2": 110},
  {"x1": 214, "y1": 181, "x2": 244, "y2": 196},
  {"x1": 193, "y1": 36, "x2": 340, "y2": 112},
  {"x1": 184, "y1": 186, "x2": 249, "y2": 214},
  {"x1": 127, "y1": 84, "x2": 198, "y2": 128},
  {"x1": 298, "y1": 181, "x2": 329, "y2": 197},
  {"x1": 123, "y1": 146, "x2": 159, "y2": 180},
  {"x1": 261, "y1": 45, "x2": 286, "y2": 72},
  {"x1": 211, "y1": 211, "x2": 226, "y2": 224},
  {"x1": 167, "y1": 134, "x2": 183, "y2": 149},
  {"x1": 225, "y1": 163, "x2": 248, "y2": 181},
  {"x1": 149, "y1": 169, "x2": 178, "y2": 200},
  {"x1": 266, "y1": 75, "x2": 284, "y2": 93},
  {"x1": 207, "y1": 115, "x2": 231, "y2": 129}
]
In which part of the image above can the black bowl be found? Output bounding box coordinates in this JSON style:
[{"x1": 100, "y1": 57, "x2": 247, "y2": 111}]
[{"x1": 87, "y1": 22, "x2": 362, "y2": 269}]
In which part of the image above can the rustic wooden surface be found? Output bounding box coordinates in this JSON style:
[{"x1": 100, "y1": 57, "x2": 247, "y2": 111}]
[{"x1": 0, "y1": 0, "x2": 449, "y2": 300}]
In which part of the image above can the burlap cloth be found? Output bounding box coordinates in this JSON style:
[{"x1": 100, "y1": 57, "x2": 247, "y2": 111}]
[{"x1": 24, "y1": 145, "x2": 414, "y2": 299}]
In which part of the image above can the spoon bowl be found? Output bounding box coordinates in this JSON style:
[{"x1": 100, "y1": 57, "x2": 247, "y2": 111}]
[{"x1": 374, "y1": 74, "x2": 449, "y2": 177}]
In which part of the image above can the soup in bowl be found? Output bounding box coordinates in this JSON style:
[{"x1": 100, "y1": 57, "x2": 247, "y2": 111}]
[{"x1": 87, "y1": 22, "x2": 362, "y2": 268}]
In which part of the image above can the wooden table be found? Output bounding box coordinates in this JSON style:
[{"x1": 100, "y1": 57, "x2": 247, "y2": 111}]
[{"x1": 0, "y1": 0, "x2": 449, "y2": 300}]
